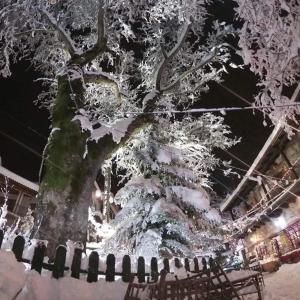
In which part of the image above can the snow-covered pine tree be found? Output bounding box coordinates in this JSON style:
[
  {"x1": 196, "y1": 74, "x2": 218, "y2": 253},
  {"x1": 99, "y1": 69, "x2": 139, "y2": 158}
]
[{"x1": 103, "y1": 114, "x2": 237, "y2": 258}]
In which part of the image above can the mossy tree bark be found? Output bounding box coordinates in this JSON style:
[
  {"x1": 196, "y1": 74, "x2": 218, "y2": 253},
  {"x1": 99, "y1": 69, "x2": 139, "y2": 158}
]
[{"x1": 35, "y1": 74, "x2": 152, "y2": 258}]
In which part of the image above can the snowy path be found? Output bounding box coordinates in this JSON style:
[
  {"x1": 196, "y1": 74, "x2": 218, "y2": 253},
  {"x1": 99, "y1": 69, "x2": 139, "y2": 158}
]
[
  {"x1": 252, "y1": 262, "x2": 300, "y2": 300},
  {"x1": 1, "y1": 250, "x2": 300, "y2": 300}
]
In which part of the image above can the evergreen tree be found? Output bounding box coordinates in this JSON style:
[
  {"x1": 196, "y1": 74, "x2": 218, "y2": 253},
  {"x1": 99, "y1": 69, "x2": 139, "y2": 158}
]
[{"x1": 104, "y1": 114, "x2": 236, "y2": 258}]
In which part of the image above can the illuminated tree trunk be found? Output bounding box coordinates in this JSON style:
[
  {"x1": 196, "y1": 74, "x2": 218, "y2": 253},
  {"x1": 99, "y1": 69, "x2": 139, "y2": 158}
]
[
  {"x1": 103, "y1": 163, "x2": 112, "y2": 223},
  {"x1": 34, "y1": 75, "x2": 151, "y2": 258}
]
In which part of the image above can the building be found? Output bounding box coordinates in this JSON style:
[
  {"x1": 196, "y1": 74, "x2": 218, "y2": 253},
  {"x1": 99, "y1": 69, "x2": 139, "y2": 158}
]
[
  {"x1": 221, "y1": 85, "x2": 300, "y2": 265},
  {"x1": 0, "y1": 158, "x2": 39, "y2": 225}
]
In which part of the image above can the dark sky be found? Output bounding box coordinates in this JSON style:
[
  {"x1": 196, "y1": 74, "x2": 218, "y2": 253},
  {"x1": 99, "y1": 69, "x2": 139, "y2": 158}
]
[
  {"x1": 0, "y1": 0, "x2": 274, "y2": 195},
  {"x1": 0, "y1": 62, "x2": 51, "y2": 182}
]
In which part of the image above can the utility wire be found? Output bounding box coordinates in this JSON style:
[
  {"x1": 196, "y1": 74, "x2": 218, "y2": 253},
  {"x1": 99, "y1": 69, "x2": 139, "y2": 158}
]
[
  {"x1": 217, "y1": 82, "x2": 300, "y2": 133},
  {"x1": 125, "y1": 103, "x2": 300, "y2": 115},
  {"x1": 0, "y1": 110, "x2": 48, "y2": 140},
  {"x1": 0, "y1": 129, "x2": 66, "y2": 174}
]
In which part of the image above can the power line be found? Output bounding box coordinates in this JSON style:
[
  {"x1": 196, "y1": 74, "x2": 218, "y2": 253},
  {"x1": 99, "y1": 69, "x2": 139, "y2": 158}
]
[
  {"x1": 125, "y1": 103, "x2": 300, "y2": 116},
  {"x1": 0, "y1": 110, "x2": 48, "y2": 140},
  {"x1": 0, "y1": 129, "x2": 66, "y2": 174},
  {"x1": 217, "y1": 82, "x2": 300, "y2": 134}
]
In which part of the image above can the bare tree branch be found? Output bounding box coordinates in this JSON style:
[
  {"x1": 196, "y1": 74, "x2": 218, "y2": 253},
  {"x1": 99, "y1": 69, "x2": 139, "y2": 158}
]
[
  {"x1": 15, "y1": 28, "x2": 55, "y2": 37},
  {"x1": 155, "y1": 22, "x2": 192, "y2": 91},
  {"x1": 74, "y1": 0, "x2": 107, "y2": 66},
  {"x1": 39, "y1": 9, "x2": 77, "y2": 57},
  {"x1": 96, "y1": 0, "x2": 105, "y2": 46},
  {"x1": 161, "y1": 47, "x2": 220, "y2": 93},
  {"x1": 83, "y1": 71, "x2": 127, "y2": 100}
]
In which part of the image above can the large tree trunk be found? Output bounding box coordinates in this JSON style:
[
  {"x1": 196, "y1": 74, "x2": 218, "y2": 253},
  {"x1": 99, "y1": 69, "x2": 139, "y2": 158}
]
[
  {"x1": 34, "y1": 75, "x2": 95, "y2": 257},
  {"x1": 34, "y1": 74, "x2": 151, "y2": 258}
]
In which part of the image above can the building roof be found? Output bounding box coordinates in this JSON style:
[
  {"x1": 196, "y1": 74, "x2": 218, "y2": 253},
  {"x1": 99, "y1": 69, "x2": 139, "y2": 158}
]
[
  {"x1": 0, "y1": 165, "x2": 39, "y2": 192},
  {"x1": 220, "y1": 83, "x2": 300, "y2": 212}
]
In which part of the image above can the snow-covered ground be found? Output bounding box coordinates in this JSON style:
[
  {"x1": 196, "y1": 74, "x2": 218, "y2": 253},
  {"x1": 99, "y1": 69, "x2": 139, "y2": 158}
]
[
  {"x1": 254, "y1": 262, "x2": 300, "y2": 300},
  {"x1": 1, "y1": 249, "x2": 300, "y2": 300},
  {"x1": 0, "y1": 250, "x2": 128, "y2": 300}
]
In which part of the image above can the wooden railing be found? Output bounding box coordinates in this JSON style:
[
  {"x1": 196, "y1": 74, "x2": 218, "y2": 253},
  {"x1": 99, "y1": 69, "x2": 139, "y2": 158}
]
[{"x1": 0, "y1": 230, "x2": 207, "y2": 283}]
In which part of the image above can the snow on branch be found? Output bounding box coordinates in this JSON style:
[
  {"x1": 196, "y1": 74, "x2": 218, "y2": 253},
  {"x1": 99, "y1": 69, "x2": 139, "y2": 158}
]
[
  {"x1": 73, "y1": 0, "x2": 108, "y2": 66},
  {"x1": 83, "y1": 71, "x2": 127, "y2": 100},
  {"x1": 235, "y1": 0, "x2": 300, "y2": 124},
  {"x1": 155, "y1": 21, "x2": 192, "y2": 91},
  {"x1": 39, "y1": 9, "x2": 77, "y2": 57},
  {"x1": 161, "y1": 47, "x2": 220, "y2": 93},
  {"x1": 96, "y1": 0, "x2": 105, "y2": 47},
  {"x1": 73, "y1": 112, "x2": 134, "y2": 144}
]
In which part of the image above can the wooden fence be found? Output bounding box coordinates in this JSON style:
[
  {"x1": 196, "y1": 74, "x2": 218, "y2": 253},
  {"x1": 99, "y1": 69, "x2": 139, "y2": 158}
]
[{"x1": 0, "y1": 230, "x2": 208, "y2": 283}]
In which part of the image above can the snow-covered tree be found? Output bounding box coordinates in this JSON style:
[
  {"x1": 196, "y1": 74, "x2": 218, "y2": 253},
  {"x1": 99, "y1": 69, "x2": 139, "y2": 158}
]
[
  {"x1": 0, "y1": 0, "x2": 237, "y2": 254},
  {"x1": 103, "y1": 114, "x2": 236, "y2": 258},
  {"x1": 235, "y1": 0, "x2": 300, "y2": 126},
  {"x1": 0, "y1": 177, "x2": 10, "y2": 229},
  {"x1": 0, "y1": 177, "x2": 34, "y2": 248}
]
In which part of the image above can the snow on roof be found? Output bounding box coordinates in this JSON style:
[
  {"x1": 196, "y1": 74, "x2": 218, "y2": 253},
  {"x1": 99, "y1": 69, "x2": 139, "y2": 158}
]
[
  {"x1": 221, "y1": 83, "x2": 300, "y2": 212},
  {"x1": 0, "y1": 165, "x2": 39, "y2": 192}
]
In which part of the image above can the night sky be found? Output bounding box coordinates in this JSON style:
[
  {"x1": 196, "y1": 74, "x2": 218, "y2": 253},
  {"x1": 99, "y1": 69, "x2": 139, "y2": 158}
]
[{"x1": 0, "y1": 0, "x2": 273, "y2": 196}]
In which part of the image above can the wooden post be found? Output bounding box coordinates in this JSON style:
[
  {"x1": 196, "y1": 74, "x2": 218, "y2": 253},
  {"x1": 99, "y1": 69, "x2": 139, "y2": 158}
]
[
  {"x1": 12, "y1": 235, "x2": 25, "y2": 261},
  {"x1": 71, "y1": 247, "x2": 82, "y2": 279},
  {"x1": 208, "y1": 257, "x2": 215, "y2": 271},
  {"x1": 0, "y1": 229, "x2": 3, "y2": 249},
  {"x1": 122, "y1": 255, "x2": 131, "y2": 282},
  {"x1": 106, "y1": 254, "x2": 115, "y2": 281},
  {"x1": 194, "y1": 257, "x2": 199, "y2": 273},
  {"x1": 137, "y1": 256, "x2": 145, "y2": 283},
  {"x1": 157, "y1": 270, "x2": 167, "y2": 299},
  {"x1": 151, "y1": 257, "x2": 158, "y2": 282},
  {"x1": 87, "y1": 251, "x2": 99, "y2": 283},
  {"x1": 31, "y1": 242, "x2": 46, "y2": 273},
  {"x1": 281, "y1": 150, "x2": 299, "y2": 179},
  {"x1": 241, "y1": 249, "x2": 249, "y2": 268},
  {"x1": 163, "y1": 258, "x2": 170, "y2": 273},
  {"x1": 261, "y1": 181, "x2": 271, "y2": 201},
  {"x1": 184, "y1": 258, "x2": 190, "y2": 272},
  {"x1": 52, "y1": 245, "x2": 66, "y2": 279}
]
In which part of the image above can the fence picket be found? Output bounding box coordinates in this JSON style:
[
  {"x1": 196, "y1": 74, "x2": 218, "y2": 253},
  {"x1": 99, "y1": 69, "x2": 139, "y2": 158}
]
[
  {"x1": 106, "y1": 254, "x2": 115, "y2": 282},
  {"x1": 151, "y1": 257, "x2": 158, "y2": 282},
  {"x1": 122, "y1": 255, "x2": 131, "y2": 282},
  {"x1": 0, "y1": 230, "x2": 209, "y2": 284},
  {"x1": 87, "y1": 251, "x2": 99, "y2": 283},
  {"x1": 184, "y1": 258, "x2": 190, "y2": 272},
  {"x1": 163, "y1": 258, "x2": 170, "y2": 273},
  {"x1": 53, "y1": 245, "x2": 67, "y2": 279},
  {"x1": 31, "y1": 242, "x2": 46, "y2": 273},
  {"x1": 0, "y1": 229, "x2": 3, "y2": 249},
  {"x1": 202, "y1": 257, "x2": 207, "y2": 270},
  {"x1": 137, "y1": 256, "x2": 145, "y2": 283},
  {"x1": 12, "y1": 235, "x2": 25, "y2": 261},
  {"x1": 71, "y1": 248, "x2": 82, "y2": 279},
  {"x1": 174, "y1": 257, "x2": 181, "y2": 268}
]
